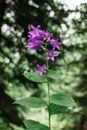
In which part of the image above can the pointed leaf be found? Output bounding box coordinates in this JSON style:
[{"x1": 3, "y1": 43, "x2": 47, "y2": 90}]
[
  {"x1": 24, "y1": 120, "x2": 50, "y2": 130},
  {"x1": 49, "y1": 103, "x2": 67, "y2": 115},
  {"x1": 50, "y1": 93, "x2": 76, "y2": 107},
  {"x1": 24, "y1": 71, "x2": 47, "y2": 83},
  {"x1": 15, "y1": 97, "x2": 47, "y2": 108}
]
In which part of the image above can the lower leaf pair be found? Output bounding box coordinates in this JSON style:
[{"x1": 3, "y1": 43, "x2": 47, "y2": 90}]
[
  {"x1": 15, "y1": 93, "x2": 76, "y2": 129},
  {"x1": 24, "y1": 120, "x2": 50, "y2": 130}
]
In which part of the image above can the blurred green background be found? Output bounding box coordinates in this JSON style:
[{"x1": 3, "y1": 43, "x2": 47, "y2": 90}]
[{"x1": 0, "y1": 0, "x2": 87, "y2": 130}]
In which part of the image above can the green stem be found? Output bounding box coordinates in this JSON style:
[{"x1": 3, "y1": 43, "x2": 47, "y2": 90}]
[
  {"x1": 46, "y1": 60, "x2": 51, "y2": 130},
  {"x1": 44, "y1": 40, "x2": 51, "y2": 129}
]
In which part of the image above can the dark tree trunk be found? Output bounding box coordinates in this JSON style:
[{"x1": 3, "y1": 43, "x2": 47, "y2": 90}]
[
  {"x1": 0, "y1": 84, "x2": 23, "y2": 126},
  {"x1": 79, "y1": 109, "x2": 87, "y2": 130}
]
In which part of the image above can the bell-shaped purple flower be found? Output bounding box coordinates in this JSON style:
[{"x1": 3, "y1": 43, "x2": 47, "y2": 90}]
[
  {"x1": 46, "y1": 49, "x2": 59, "y2": 61},
  {"x1": 28, "y1": 39, "x2": 43, "y2": 50},
  {"x1": 28, "y1": 25, "x2": 45, "y2": 50},
  {"x1": 35, "y1": 64, "x2": 47, "y2": 76},
  {"x1": 43, "y1": 30, "x2": 53, "y2": 41},
  {"x1": 49, "y1": 39, "x2": 61, "y2": 50},
  {"x1": 28, "y1": 25, "x2": 45, "y2": 40}
]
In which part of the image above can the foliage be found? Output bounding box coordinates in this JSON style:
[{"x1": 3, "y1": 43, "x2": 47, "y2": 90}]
[{"x1": 0, "y1": 0, "x2": 87, "y2": 130}]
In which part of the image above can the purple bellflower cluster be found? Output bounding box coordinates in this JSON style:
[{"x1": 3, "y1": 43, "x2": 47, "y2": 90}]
[{"x1": 28, "y1": 25, "x2": 61, "y2": 76}]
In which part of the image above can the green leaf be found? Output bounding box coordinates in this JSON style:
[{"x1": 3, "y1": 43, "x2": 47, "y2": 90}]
[
  {"x1": 15, "y1": 97, "x2": 47, "y2": 108},
  {"x1": 47, "y1": 70, "x2": 60, "y2": 79},
  {"x1": 24, "y1": 120, "x2": 50, "y2": 130},
  {"x1": 50, "y1": 93, "x2": 76, "y2": 107},
  {"x1": 49, "y1": 103, "x2": 67, "y2": 115},
  {"x1": 24, "y1": 71, "x2": 47, "y2": 83}
]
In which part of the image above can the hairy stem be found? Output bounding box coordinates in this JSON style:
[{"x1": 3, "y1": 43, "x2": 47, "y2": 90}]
[{"x1": 46, "y1": 60, "x2": 51, "y2": 130}]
